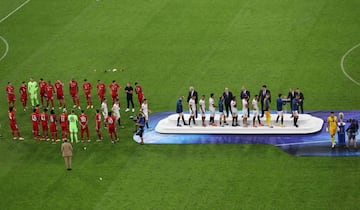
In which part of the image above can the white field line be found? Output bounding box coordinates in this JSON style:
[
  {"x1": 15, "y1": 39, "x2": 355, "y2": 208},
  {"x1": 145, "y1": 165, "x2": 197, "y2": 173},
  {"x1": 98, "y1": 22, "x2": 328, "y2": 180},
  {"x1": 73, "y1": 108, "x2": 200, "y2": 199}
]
[
  {"x1": 0, "y1": 0, "x2": 31, "y2": 24},
  {"x1": 275, "y1": 140, "x2": 330, "y2": 147},
  {"x1": 0, "y1": 36, "x2": 9, "y2": 62},
  {"x1": 340, "y1": 43, "x2": 360, "y2": 86},
  {"x1": 0, "y1": 0, "x2": 31, "y2": 62}
]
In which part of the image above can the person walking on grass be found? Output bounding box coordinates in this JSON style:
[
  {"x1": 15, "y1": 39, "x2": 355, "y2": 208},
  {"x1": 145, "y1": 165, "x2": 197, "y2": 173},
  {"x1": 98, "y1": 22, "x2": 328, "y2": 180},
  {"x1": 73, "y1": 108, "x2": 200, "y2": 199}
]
[{"x1": 61, "y1": 139, "x2": 73, "y2": 171}]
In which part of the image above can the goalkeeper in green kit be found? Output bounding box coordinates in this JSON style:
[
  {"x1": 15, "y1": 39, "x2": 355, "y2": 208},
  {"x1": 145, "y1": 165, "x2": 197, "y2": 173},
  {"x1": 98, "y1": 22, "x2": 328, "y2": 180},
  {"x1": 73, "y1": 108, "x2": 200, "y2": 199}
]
[
  {"x1": 27, "y1": 77, "x2": 39, "y2": 107},
  {"x1": 68, "y1": 109, "x2": 79, "y2": 143}
]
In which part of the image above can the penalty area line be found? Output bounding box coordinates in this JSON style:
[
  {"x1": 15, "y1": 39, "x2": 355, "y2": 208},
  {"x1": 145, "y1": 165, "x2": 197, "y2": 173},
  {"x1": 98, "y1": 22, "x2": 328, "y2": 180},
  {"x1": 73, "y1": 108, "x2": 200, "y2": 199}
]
[
  {"x1": 340, "y1": 43, "x2": 360, "y2": 86},
  {"x1": 0, "y1": 0, "x2": 31, "y2": 62},
  {"x1": 0, "y1": 0, "x2": 31, "y2": 24},
  {"x1": 0, "y1": 36, "x2": 9, "y2": 62}
]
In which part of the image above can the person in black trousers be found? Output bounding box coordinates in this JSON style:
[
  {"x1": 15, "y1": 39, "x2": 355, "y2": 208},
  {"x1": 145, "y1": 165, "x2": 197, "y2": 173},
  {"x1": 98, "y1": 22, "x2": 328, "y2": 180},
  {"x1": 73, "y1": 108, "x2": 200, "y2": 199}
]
[
  {"x1": 125, "y1": 82, "x2": 135, "y2": 112},
  {"x1": 187, "y1": 86, "x2": 198, "y2": 118},
  {"x1": 287, "y1": 87, "x2": 296, "y2": 115},
  {"x1": 222, "y1": 87, "x2": 233, "y2": 118},
  {"x1": 258, "y1": 85, "x2": 271, "y2": 118},
  {"x1": 295, "y1": 88, "x2": 304, "y2": 114}
]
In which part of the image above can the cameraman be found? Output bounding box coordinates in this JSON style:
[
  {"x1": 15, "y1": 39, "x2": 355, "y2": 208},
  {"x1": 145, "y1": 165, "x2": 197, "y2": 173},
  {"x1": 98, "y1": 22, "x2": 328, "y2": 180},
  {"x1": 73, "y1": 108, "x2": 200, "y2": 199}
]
[{"x1": 135, "y1": 112, "x2": 145, "y2": 145}]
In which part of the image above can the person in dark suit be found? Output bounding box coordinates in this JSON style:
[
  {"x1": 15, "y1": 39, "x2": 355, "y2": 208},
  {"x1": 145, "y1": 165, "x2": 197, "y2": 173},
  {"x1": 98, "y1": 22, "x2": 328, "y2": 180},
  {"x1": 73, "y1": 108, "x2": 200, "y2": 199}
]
[
  {"x1": 287, "y1": 88, "x2": 296, "y2": 114},
  {"x1": 240, "y1": 86, "x2": 250, "y2": 117},
  {"x1": 295, "y1": 88, "x2": 304, "y2": 114},
  {"x1": 222, "y1": 87, "x2": 233, "y2": 118},
  {"x1": 258, "y1": 85, "x2": 271, "y2": 118},
  {"x1": 187, "y1": 86, "x2": 198, "y2": 118}
]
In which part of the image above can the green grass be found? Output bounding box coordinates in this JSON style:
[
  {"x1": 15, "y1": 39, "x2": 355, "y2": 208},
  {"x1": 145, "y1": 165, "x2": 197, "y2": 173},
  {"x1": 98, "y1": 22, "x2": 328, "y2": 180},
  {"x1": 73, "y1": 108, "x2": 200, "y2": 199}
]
[{"x1": 0, "y1": 0, "x2": 360, "y2": 209}]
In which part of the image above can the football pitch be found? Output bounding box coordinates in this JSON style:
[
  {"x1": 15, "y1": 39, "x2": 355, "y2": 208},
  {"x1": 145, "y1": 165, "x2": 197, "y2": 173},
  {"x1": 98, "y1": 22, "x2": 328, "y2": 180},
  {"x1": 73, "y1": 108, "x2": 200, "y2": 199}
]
[{"x1": 0, "y1": 0, "x2": 360, "y2": 209}]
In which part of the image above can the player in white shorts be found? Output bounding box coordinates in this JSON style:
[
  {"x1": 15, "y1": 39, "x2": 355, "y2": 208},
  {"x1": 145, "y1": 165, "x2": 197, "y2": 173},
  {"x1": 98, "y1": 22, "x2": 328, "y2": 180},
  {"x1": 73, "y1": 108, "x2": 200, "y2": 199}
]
[
  {"x1": 199, "y1": 95, "x2": 206, "y2": 127},
  {"x1": 112, "y1": 98, "x2": 123, "y2": 128},
  {"x1": 242, "y1": 95, "x2": 249, "y2": 127},
  {"x1": 188, "y1": 95, "x2": 196, "y2": 126},
  {"x1": 101, "y1": 98, "x2": 108, "y2": 128},
  {"x1": 141, "y1": 98, "x2": 150, "y2": 128},
  {"x1": 209, "y1": 93, "x2": 216, "y2": 126},
  {"x1": 230, "y1": 96, "x2": 239, "y2": 126},
  {"x1": 252, "y1": 95, "x2": 263, "y2": 127}
]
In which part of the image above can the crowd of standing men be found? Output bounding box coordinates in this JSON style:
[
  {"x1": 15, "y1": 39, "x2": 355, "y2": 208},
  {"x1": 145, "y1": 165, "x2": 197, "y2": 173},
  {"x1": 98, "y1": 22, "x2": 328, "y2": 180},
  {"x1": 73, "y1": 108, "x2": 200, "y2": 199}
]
[
  {"x1": 5, "y1": 78, "x2": 149, "y2": 144},
  {"x1": 176, "y1": 85, "x2": 305, "y2": 128}
]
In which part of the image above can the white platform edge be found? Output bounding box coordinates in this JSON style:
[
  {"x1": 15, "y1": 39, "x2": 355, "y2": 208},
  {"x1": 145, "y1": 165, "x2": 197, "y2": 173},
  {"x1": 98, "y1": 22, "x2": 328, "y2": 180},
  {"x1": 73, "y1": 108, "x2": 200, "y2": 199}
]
[{"x1": 155, "y1": 113, "x2": 324, "y2": 134}]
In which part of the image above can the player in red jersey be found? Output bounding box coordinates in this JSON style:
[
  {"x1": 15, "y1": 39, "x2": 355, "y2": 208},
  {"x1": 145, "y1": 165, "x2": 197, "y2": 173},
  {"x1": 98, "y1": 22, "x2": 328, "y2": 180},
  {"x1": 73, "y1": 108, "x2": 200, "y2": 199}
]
[
  {"x1": 46, "y1": 81, "x2": 55, "y2": 109},
  {"x1": 30, "y1": 108, "x2": 40, "y2": 140},
  {"x1": 69, "y1": 78, "x2": 80, "y2": 109},
  {"x1": 19, "y1": 81, "x2": 28, "y2": 111},
  {"x1": 59, "y1": 108, "x2": 69, "y2": 140},
  {"x1": 54, "y1": 80, "x2": 66, "y2": 109},
  {"x1": 8, "y1": 106, "x2": 24, "y2": 140},
  {"x1": 82, "y1": 79, "x2": 93, "y2": 109},
  {"x1": 40, "y1": 108, "x2": 49, "y2": 140},
  {"x1": 79, "y1": 110, "x2": 90, "y2": 142},
  {"x1": 39, "y1": 78, "x2": 47, "y2": 107},
  {"x1": 96, "y1": 80, "x2": 106, "y2": 103},
  {"x1": 135, "y1": 82, "x2": 144, "y2": 106},
  {"x1": 105, "y1": 111, "x2": 118, "y2": 143},
  {"x1": 49, "y1": 109, "x2": 60, "y2": 142},
  {"x1": 6, "y1": 82, "x2": 16, "y2": 107},
  {"x1": 95, "y1": 109, "x2": 103, "y2": 141},
  {"x1": 109, "y1": 80, "x2": 120, "y2": 105}
]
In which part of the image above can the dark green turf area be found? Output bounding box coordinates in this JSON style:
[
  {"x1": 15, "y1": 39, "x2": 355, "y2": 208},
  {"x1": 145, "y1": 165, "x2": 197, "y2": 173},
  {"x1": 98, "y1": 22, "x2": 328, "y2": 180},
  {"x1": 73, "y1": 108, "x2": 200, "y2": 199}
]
[{"x1": 0, "y1": 0, "x2": 360, "y2": 209}]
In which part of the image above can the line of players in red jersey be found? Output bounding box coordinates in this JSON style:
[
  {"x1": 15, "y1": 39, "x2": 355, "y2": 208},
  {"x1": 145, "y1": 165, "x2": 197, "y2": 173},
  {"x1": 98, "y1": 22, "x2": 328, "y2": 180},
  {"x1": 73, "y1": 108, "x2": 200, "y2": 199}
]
[{"x1": 5, "y1": 78, "x2": 145, "y2": 142}]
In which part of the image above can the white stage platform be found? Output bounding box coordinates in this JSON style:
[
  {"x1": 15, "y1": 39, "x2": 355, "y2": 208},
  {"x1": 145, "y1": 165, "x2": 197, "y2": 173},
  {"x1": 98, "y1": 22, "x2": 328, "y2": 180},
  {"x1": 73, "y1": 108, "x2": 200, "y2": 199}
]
[{"x1": 155, "y1": 113, "x2": 324, "y2": 134}]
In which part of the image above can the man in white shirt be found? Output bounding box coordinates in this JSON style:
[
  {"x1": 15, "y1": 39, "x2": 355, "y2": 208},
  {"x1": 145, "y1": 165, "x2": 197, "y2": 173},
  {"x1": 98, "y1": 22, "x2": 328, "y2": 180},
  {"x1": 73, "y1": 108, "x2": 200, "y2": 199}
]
[
  {"x1": 112, "y1": 98, "x2": 123, "y2": 128},
  {"x1": 188, "y1": 95, "x2": 196, "y2": 126},
  {"x1": 242, "y1": 95, "x2": 249, "y2": 127},
  {"x1": 140, "y1": 98, "x2": 150, "y2": 129},
  {"x1": 101, "y1": 98, "x2": 108, "y2": 128},
  {"x1": 252, "y1": 95, "x2": 263, "y2": 127},
  {"x1": 231, "y1": 96, "x2": 239, "y2": 126},
  {"x1": 209, "y1": 93, "x2": 216, "y2": 126}
]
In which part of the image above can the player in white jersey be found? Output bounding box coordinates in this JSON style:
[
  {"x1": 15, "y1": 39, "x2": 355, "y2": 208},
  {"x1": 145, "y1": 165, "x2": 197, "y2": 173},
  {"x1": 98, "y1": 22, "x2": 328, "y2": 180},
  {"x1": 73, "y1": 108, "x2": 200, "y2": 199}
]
[
  {"x1": 252, "y1": 95, "x2": 263, "y2": 127},
  {"x1": 101, "y1": 98, "x2": 108, "y2": 128},
  {"x1": 112, "y1": 98, "x2": 124, "y2": 128},
  {"x1": 141, "y1": 98, "x2": 151, "y2": 128},
  {"x1": 188, "y1": 95, "x2": 196, "y2": 125},
  {"x1": 230, "y1": 96, "x2": 239, "y2": 126},
  {"x1": 242, "y1": 96, "x2": 249, "y2": 127},
  {"x1": 208, "y1": 93, "x2": 216, "y2": 126},
  {"x1": 199, "y1": 95, "x2": 206, "y2": 127}
]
